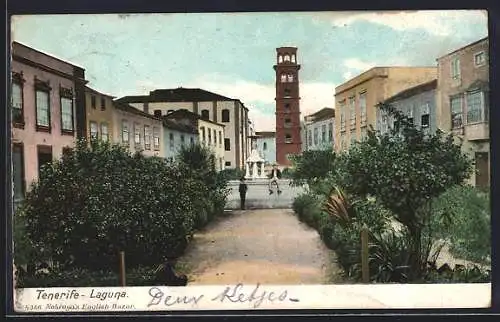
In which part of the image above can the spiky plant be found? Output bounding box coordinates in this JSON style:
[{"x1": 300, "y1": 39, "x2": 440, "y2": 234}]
[{"x1": 322, "y1": 186, "x2": 357, "y2": 228}]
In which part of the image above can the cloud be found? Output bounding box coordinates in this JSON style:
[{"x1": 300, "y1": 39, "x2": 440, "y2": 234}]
[
  {"x1": 311, "y1": 10, "x2": 487, "y2": 36},
  {"x1": 343, "y1": 58, "x2": 376, "y2": 71}
]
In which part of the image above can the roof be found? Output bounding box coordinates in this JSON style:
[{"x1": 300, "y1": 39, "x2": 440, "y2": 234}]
[
  {"x1": 162, "y1": 118, "x2": 198, "y2": 134},
  {"x1": 163, "y1": 109, "x2": 225, "y2": 127},
  {"x1": 305, "y1": 107, "x2": 335, "y2": 123},
  {"x1": 113, "y1": 101, "x2": 161, "y2": 121},
  {"x1": 85, "y1": 85, "x2": 116, "y2": 99},
  {"x1": 255, "y1": 131, "x2": 276, "y2": 138},
  {"x1": 384, "y1": 79, "x2": 437, "y2": 104},
  {"x1": 437, "y1": 36, "x2": 488, "y2": 60},
  {"x1": 116, "y1": 87, "x2": 237, "y2": 103},
  {"x1": 12, "y1": 41, "x2": 85, "y2": 69}
]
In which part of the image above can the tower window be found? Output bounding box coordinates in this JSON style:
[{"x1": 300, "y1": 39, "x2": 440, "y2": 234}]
[
  {"x1": 287, "y1": 74, "x2": 294, "y2": 82},
  {"x1": 285, "y1": 133, "x2": 292, "y2": 144},
  {"x1": 284, "y1": 89, "x2": 291, "y2": 97},
  {"x1": 278, "y1": 55, "x2": 283, "y2": 63},
  {"x1": 291, "y1": 54, "x2": 296, "y2": 63},
  {"x1": 280, "y1": 74, "x2": 287, "y2": 83},
  {"x1": 285, "y1": 103, "x2": 291, "y2": 112},
  {"x1": 284, "y1": 54, "x2": 290, "y2": 62},
  {"x1": 285, "y1": 118, "x2": 292, "y2": 127}
]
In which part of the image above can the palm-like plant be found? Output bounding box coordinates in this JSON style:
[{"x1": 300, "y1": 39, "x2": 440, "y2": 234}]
[{"x1": 322, "y1": 186, "x2": 357, "y2": 228}]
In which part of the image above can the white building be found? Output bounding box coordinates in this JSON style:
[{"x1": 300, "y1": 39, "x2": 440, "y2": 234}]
[
  {"x1": 303, "y1": 107, "x2": 335, "y2": 151},
  {"x1": 116, "y1": 87, "x2": 249, "y2": 169}
]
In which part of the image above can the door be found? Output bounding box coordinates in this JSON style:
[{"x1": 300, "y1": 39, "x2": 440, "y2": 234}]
[
  {"x1": 475, "y1": 152, "x2": 489, "y2": 189},
  {"x1": 37, "y1": 145, "x2": 53, "y2": 178}
]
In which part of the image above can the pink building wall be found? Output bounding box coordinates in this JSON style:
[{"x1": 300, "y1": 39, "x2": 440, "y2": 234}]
[{"x1": 11, "y1": 45, "x2": 79, "y2": 187}]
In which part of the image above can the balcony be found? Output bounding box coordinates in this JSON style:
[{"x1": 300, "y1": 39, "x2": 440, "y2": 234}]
[{"x1": 465, "y1": 122, "x2": 489, "y2": 141}]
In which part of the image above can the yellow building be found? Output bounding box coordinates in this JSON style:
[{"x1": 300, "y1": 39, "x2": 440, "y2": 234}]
[
  {"x1": 85, "y1": 86, "x2": 115, "y2": 143},
  {"x1": 334, "y1": 67, "x2": 437, "y2": 151},
  {"x1": 198, "y1": 119, "x2": 226, "y2": 171}
]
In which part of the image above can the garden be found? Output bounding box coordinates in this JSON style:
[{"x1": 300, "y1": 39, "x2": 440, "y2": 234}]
[
  {"x1": 14, "y1": 139, "x2": 230, "y2": 287},
  {"x1": 289, "y1": 103, "x2": 491, "y2": 283}
]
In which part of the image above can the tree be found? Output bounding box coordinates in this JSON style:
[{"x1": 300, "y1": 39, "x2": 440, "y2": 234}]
[
  {"x1": 332, "y1": 102, "x2": 473, "y2": 280},
  {"x1": 289, "y1": 148, "x2": 336, "y2": 188}
]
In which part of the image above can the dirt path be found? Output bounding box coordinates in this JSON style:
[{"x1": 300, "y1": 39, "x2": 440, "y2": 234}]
[{"x1": 177, "y1": 209, "x2": 340, "y2": 285}]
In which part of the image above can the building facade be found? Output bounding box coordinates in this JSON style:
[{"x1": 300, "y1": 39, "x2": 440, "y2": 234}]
[
  {"x1": 303, "y1": 107, "x2": 335, "y2": 151},
  {"x1": 85, "y1": 86, "x2": 115, "y2": 143},
  {"x1": 112, "y1": 102, "x2": 164, "y2": 158},
  {"x1": 116, "y1": 87, "x2": 249, "y2": 169},
  {"x1": 164, "y1": 109, "x2": 225, "y2": 171},
  {"x1": 436, "y1": 37, "x2": 489, "y2": 188},
  {"x1": 162, "y1": 119, "x2": 198, "y2": 160},
  {"x1": 334, "y1": 67, "x2": 437, "y2": 152},
  {"x1": 274, "y1": 47, "x2": 302, "y2": 166},
  {"x1": 376, "y1": 80, "x2": 438, "y2": 136},
  {"x1": 11, "y1": 42, "x2": 87, "y2": 207},
  {"x1": 254, "y1": 131, "x2": 276, "y2": 165}
]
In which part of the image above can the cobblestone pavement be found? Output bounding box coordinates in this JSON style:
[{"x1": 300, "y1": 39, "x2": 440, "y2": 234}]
[{"x1": 177, "y1": 209, "x2": 341, "y2": 285}]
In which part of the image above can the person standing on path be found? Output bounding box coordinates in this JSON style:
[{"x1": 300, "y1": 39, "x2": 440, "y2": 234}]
[
  {"x1": 268, "y1": 164, "x2": 282, "y2": 195},
  {"x1": 239, "y1": 177, "x2": 248, "y2": 210}
]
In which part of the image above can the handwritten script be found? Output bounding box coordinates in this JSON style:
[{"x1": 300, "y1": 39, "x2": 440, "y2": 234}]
[{"x1": 148, "y1": 283, "x2": 298, "y2": 308}]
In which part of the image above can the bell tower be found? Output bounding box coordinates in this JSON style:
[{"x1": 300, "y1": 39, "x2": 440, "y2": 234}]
[{"x1": 274, "y1": 47, "x2": 301, "y2": 166}]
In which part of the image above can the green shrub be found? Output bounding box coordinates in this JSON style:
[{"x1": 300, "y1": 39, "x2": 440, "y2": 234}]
[
  {"x1": 18, "y1": 140, "x2": 198, "y2": 271},
  {"x1": 431, "y1": 185, "x2": 490, "y2": 264},
  {"x1": 219, "y1": 168, "x2": 245, "y2": 181}
]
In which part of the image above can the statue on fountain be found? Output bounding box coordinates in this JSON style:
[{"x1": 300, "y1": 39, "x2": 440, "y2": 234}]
[{"x1": 245, "y1": 142, "x2": 267, "y2": 180}]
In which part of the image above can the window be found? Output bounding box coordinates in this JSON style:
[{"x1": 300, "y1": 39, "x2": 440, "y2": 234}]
[
  {"x1": 285, "y1": 118, "x2": 292, "y2": 127},
  {"x1": 91, "y1": 95, "x2": 96, "y2": 109},
  {"x1": 285, "y1": 133, "x2": 292, "y2": 144},
  {"x1": 200, "y1": 127, "x2": 206, "y2": 143},
  {"x1": 450, "y1": 96, "x2": 463, "y2": 128},
  {"x1": 225, "y1": 161, "x2": 231, "y2": 167},
  {"x1": 285, "y1": 103, "x2": 291, "y2": 112},
  {"x1": 169, "y1": 133, "x2": 174, "y2": 150},
  {"x1": 122, "y1": 120, "x2": 129, "y2": 143},
  {"x1": 291, "y1": 54, "x2": 296, "y2": 63},
  {"x1": 37, "y1": 145, "x2": 53, "y2": 178},
  {"x1": 407, "y1": 107, "x2": 414, "y2": 125},
  {"x1": 308, "y1": 129, "x2": 312, "y2": 146},
  {"x1": 134, "y1": 123, "x2": 141, "y2": 146},
  {"x1": 224, "y1": 138, "x2": 231, "y2": 151},
  {"x1": 153, "y1": 110, "x2": 162, "y2": 118},
  {"x1": 263, "y1": 142, "x2": 267, "y2": 150},
  {"x1": 208, "y1": 128, "x2": 212, "y2": 145},
  {"x1": 328, "y1": 123, "x2": 333, "y2": 142},
  {"x1": 359, "y1": 92, "x2": 367, "y2": 125},
  {"x1": 213, "y1": 130, "x2": 217, "y2": 146},
  {"x1": 36, "y1": 90, "x2": 50, "y2": 129},
  {"x1": 349, "y1": 96, "x2": 356, "y2": 126},
  {"x1": 284, "y1": 88, "x2": 291, "y2": 97},
  {"x1": 284, "y1": 54, "x2": 290, "y2": 62},
  {"x1": 144, "y1": 125, "x2": 151, "y2": 149},
  {"x1": 180, "y1": 135, "x2": 185, "y2": 145},
  {"x1": 466, "y1": 90, "x2": 484, "y2": 124},
  {"x1": 12, "y1": 81, "x2": 24, "y2": 125},
  {"x1": 153, "y1": 127, "x2": 160, "y2": 150},
  {"x1": 339, "y1": 100, "x2": 346, "y2": 131},
  {"x1": 201, "y1": 109, "x2": 210, "y2": 120},
  {"x1": 350, "y1": 130, "x2": 356, "y2": 144},
  {"x1": 321, "y1": 125, "x2": 327, "y2": 143},
  {"x1": 474, "y1": 51, "x2": 486, "y2": 67},
  {"x1": 451, "y1": 58, "x2": 461, "y2": 80},
  {"x1": 101, "y1": 123, "x2": 109, "y2": 142},
  {"x1": 100, "y1": 97, "x2": 106, "y2": 110},
  {"x1": 360, "y1": 127, "x2": 367, "y2": 140},
  {"x1": 287, "y1": 74, "x2": 294, "y2": 82},
  {"x1": 60, "y1": 96, "x2": 74, "y2": 133},
  {"x1": 219, "y1": 131, "x2": 222, "y2": 145},
  {"x1": 222, "y1": 109, "x2": 230, "y2": 122},
  {"x1": 278, "y1": 55, "x2": 283, "y2": 63},
  {"x1": 89, "y1": 121, "x2": 98, "y2": 140},
  {"x1": 281, "y1": 74, "x2": 287, "y2": 82},
  {"x1": 420, "y1": 103, "x2": 430, "y2": 128},
  {"x1": 190, "y1": 137, "x2": 194, "y2": 145},
  {"x1": 12, "y1": 143, "x2": 25, "y2": 208},
  {"x1": 313, "y1": 128, "x2": 319, "y2": 145}
]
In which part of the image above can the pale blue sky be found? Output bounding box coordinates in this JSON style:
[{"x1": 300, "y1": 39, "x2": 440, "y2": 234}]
[{"x1": 11, "y1": 11, "x2": 488, "y2": 131}]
